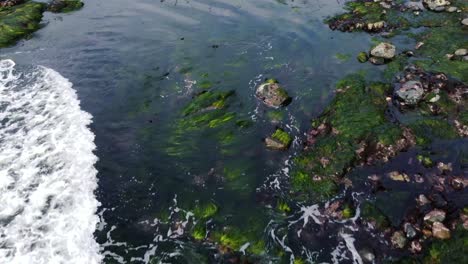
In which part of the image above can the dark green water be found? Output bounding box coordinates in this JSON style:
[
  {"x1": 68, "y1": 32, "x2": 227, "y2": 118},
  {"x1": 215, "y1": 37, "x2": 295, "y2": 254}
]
[{"x1": 4, "y1": 0, "x2": 463, "y2": 263}]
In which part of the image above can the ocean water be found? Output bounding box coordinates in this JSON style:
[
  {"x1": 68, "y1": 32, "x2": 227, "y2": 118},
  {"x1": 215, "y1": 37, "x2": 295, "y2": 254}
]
[{"x1": 1, "y1": 0, "x2": 457, "y2": 263}]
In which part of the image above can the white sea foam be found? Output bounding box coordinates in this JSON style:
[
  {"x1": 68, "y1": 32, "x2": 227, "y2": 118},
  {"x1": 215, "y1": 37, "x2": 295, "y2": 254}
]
[{"x1": 0, "y1": 59, "x2": 102, "y2": 264}]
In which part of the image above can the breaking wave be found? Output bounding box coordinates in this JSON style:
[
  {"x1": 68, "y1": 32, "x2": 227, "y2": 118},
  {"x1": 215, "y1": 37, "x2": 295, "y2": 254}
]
[{"x1": 0, "y1": 59, "x2": 102, "y2": 263}]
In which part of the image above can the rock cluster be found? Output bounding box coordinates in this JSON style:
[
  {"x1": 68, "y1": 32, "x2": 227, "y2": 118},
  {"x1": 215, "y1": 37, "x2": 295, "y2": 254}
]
[{"x1": 358, "y1": 42, "x2": 397, "y2": 65}]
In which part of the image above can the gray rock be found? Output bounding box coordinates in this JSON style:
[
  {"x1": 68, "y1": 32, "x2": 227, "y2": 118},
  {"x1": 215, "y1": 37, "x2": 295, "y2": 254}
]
[
  {"x1": 404, "y1": 223, "x2": 417, "y2": 239},
  {"x1": 395, "y1": 80, "x2": 424, "y2": 105},
  {"x1": 370, "y1": 42, "x2": 396, "y2": 59},
  {"x1": 359, "y1": 249, "x2": 375, "y2": 263},
  {"x1": 369, "y1": 56, "x2": 385, "y2": 65},
  {"x1": 446, "y1": 6, "x2": 457, "y2": 13},
  {"x1": 265, "y1": 137, "x2": 287, "y2": 150},
  {"x1": 462, "y1": 18, "x2": 468, "y2": 26},
  {"x1": 432, "y1": 222, "x2": 450, "y2": 239},
  {"x1": 424, "y1": 209, "x2": 446, "y2": 223},
  {"x1": 423, "y1": 0, "x2": 449, "y2": 11},
  {"x1": 255, "y1": 80, "x2": 290, "y2": 108},
  {"x1": 391, "y1": 231, "x2": 407, "y2": 249},
  {"x1": 454, "y1": 48, "x2": 467, "y2": 56}
]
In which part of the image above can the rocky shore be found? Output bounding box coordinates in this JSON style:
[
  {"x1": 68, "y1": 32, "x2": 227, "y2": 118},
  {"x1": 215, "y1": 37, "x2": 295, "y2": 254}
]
[{"x1": 0, "y1": 0, "x2": 83, "y2": 48}]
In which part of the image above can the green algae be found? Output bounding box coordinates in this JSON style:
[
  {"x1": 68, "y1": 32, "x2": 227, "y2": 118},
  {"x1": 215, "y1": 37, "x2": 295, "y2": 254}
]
[
  {"x1": 267, "y1": 110, "x2": 285, "y2": 123},
  {"x1": 277, "y1": 200, "x2": 291, "y2": 214},
  {"x1": 47, "y1": 0, "x2": 84, "y2": 13},
  {"x1": 193, "y1": 202, "x2": 218, "y2": 219},
  {"x1": 408, "y1": 118, "x2": 459, "y2": 145},
  {"x1": 211, "y1": 226, "x2": 266, "y2": 255},
  {"x1": 191, "y1": 223, "x2": 206, "y2": 241},
  {"x1": 412, "y1": 27, "x2": 468, "y2": 82},
  {"x1": 182, "y1": 90, "x2": 234, "y2": 116},
  {"x1": 392, "y1": 227, "x2": 468, "y2": 264},
  {"x1": 357, "y1": 51, "x2": 368, "y2": 63},
  {"x1": 166, "y1": 89, "x2": 248, "y2": 158},
  {"x1": 361, "y1": 201, "x2": 390, "y2": 229},
  {"x1": 290, "y1": 74, "x2": 404, "y2": 200},
  {"x1": 335, "y1": 53, "x2": 351, "y2": 61},
  {"x1": 0, "y1": 1, "x2": 45, "y2": 48},
  {"x1": 271, "y1": 128, "x2": 292, "y2": 147},
  {"x1": 417, "y1": 154, "x2": 433, "y2": 167}
]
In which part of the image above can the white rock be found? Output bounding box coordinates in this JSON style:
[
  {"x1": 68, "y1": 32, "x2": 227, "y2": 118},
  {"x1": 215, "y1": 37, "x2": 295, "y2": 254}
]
[{"x1": 370, "y1": 42, "x2": 396, "y2": 59}]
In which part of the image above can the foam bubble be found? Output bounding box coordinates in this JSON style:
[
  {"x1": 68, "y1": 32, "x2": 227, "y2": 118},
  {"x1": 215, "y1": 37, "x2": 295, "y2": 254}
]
[{"x1": 0, "y1": 60, "x2": 102, "y2": 263}]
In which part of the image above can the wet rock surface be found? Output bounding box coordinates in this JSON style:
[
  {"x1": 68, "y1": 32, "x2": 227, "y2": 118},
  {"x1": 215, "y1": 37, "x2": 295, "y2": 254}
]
[{"x1": 255, "y1": 79, "x2": 290, "y2": 108}]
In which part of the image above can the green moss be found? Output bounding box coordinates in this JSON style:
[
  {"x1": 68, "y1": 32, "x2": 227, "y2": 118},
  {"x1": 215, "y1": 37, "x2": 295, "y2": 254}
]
[
  {"x1": 361, "y1": 201, "x2": 390, "y2": 229},
  {"x1": 267, "y1": 110, "x2": 285, "y2": 123},
  {"x1": 0, "y1": 1, "x2": 46, "y2": 48},
  {"x1": 417, "y1": 154, "x2": 433, "y2": 167},
  {"x1": 336, "y1": 53, "x2": 351, "y2": 61},
  {"x1": 412, "y1": 27, "x2": 468, "y2": 82},
  {"x1": 47, "y1": 0, "x2": 84, "y2": 13},
  {"x1": 182, "y1": 90, "x2": 234, "y2": 116},
  {"x1": 290, "y1": 75, "x2": 402, "y2": 200},
  {"x1": 383, "y1": 55, "x2": 408, "y2": 81},
  {"x1": 193, "y1": 202, "x2": 218, "y2": 219},
  {"x1": 357, "y1": 52, "x2": 368, "y2": 63},
  {"x1": 408, "y1": 118, "x2": 458, "y2": 145},
  {"x1": 213, "y1": 228, "x2": 266, "y2": 255},
  {"x1": 342, "y1": 204, "x2": 354, "y2": 219},
  {"x1": 271, "y1": 129, "x2": 292, "y2": 146},
  {"x1": 191, "y1": 224, "x2": 206, "y2": 241},
  {"x1": 277, "y1": 200, "x2": 291, "y2": 213}
]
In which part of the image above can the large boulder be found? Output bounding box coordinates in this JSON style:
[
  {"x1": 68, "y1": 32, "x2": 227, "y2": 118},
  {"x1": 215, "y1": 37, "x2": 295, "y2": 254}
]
[
  {"x1": 255, "y1": 79, "x2": 290, "y2": 108},
  {"x1": 370, "y1": 42, "x2": 396, "y2": 59}
]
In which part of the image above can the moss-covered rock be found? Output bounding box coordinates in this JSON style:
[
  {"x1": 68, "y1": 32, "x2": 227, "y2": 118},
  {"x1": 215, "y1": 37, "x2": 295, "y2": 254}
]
[
  {"x1": 408, "y1": 118, "x2": 459, "y2": 145},
  {"x1": 0, "y1": 1, "x2": 45, "y2": 47},
  {"x1": 47, "y1": 0, "x2": 83, "y2": 13},
  {"x1": 265, "y1": 128, "x2": 292, "y2": 150}
]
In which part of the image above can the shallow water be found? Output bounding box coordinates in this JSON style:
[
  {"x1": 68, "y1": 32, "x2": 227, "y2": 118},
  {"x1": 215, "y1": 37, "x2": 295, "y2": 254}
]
[{"x1": 2, "y1": 0, "x2": 462, "y2": 263}]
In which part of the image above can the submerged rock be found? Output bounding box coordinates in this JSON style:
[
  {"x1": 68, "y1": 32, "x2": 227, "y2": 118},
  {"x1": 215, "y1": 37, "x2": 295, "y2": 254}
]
[
  {"x1": 357, "y1": 52, "x2": 368, "y2": 63},
  {"x1": 255, "y1": 79, "x2": 290, "y2": 108},
  {"x1": 391, "y1": 231, "x2": 407, "y2": 249},
  {"x1": 395, "y1": 80, "x2": 424, "y2": 105},
  {"x1": 369, "y1": 56, "x2": 385, "y2": 65},
  {"x1": 371, "y1": 42, "x2": 396, "y2": 59},
  {"x1": 432, "y1": 222, "x2": 450, "y2": 239}
]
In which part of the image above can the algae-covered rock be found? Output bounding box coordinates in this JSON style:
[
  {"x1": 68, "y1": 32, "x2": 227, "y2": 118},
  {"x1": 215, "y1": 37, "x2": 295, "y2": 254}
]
[
  {"x1": 47, "y1": 0, "x2": 83, "y2": 13},
  {"x1": 265, "y1": 128, "x2": 292, "y2": 150},
  {"x1": 290, "y1": 74, "x2": 409, "y2": 200},
  {"x1": 255, "y1": 79, "x2": 290, "y2": 108},
  {"x1": 0, "y1": 1, "x2": 46, "y2": 47},
  {"x1": 357, "y1": 51, "x2": 368, "y2": 63},
  {"x1": 408, "y1": 118, "x2": 459, "y2": 145}
]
